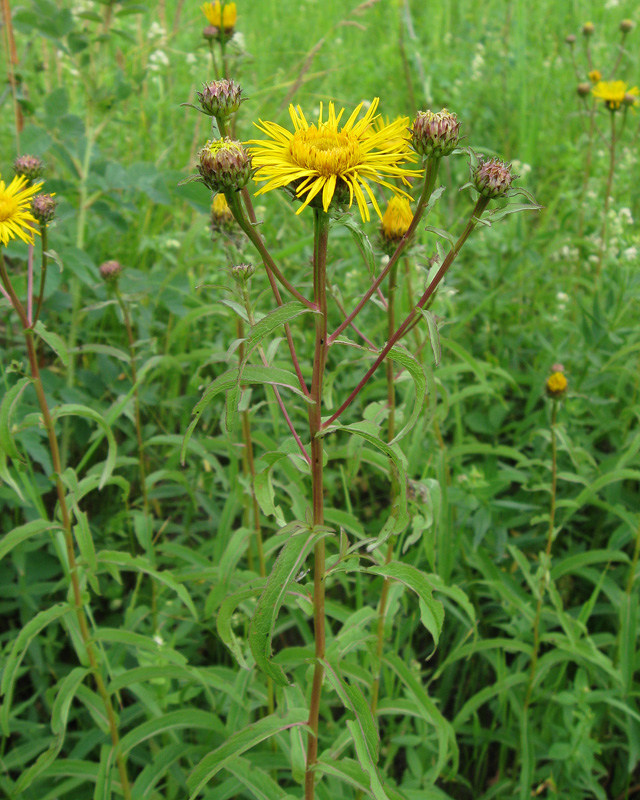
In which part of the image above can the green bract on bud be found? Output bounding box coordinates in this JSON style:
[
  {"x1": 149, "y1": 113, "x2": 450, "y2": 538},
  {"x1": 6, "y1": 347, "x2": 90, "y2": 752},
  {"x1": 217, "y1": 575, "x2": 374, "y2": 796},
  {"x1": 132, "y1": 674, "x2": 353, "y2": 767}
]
[
  {"x1": 411, "y1": 109, "x2": 460, "y2": 158},
  {"x1": 231, "y1": 262, "x2": 256, "y2": 283},
  {"x1": 14, "y1": 154, "x2": 44, "y2": 182},
  {"x1": 582, "y1": 21, "x2": 595, "y2": 36},
  {"x1": 620, "y1": 19, "x2": 634, "y2": 34},
  {"x1": 577, "y1": 82, "x2": 592, "y2": 97},
  {"x1": 99, "y1": 260, "x2": 123, "y2": 284},
  {"x1": 473, "y1": 157, "x2": 515, "y2": 199},
  {"x1": 198, "y1": 138, "x2": 252, "y2": 192},
  {"x1": 197, "y1": 79, "x2": 243, "y2": 117},
  {"x1": 31, "y1": 193, "x2": 57, "y2": 225},
  {"x1": 565, "y1": 34, "x2": 576, "y2": 45}
]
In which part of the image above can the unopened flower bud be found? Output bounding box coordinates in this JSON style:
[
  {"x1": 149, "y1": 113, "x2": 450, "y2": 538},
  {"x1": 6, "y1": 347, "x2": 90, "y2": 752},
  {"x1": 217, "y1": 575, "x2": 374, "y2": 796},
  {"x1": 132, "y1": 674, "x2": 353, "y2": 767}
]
[
  {"x1": 546, "y1": 371, "x2": 568, "y2": 398},
  {"x1": 197, "y1": 79, "x2": 243, "y2": 117},
  {"x1": 582, "y1": 21, "x2": 595, "y2": 37},
  {"x1": 231, "y1": 263, "x2": 255, "y2": 283},
  {"x1": 588, "y1": 69, "x2": 602, "y2": 83},
  {"x1": 99, "y1": 260, "x2": 123, "y2": 283},
  {"x1": 620, "y1": 19, "x2": 634, "y2": 34},
  {"x1": 380, "y1": 196, "x2": 413, "y2": 251},
  {"x1": 473, "y1": 157, "x2": 515, "y2": 199},
  {"x1": 211, "y1": 192, "x2": 236, "y2": 233},
  {"x1": 565, "y1": 34, "x2": 576, "y2": 45},
  {"x1": 31, "y1": 193, "x2": 57, "y2": 225},
  {"x1": 203, "y1": 24, "x2": 219, "y2": 40},
  {"x1": 623, "y1": 91, "x2": 639, "y2": 107},
  {"x1": 14, "y1": 154, "x2": 45, "y2": 183},
  {"x1": 577, "y1": 82, "x2": 592, "y2": 97},
  {"x1": 198, "y1": 138, "x2": 252, "y2": 192},
  {"x1": 411, "y1": 109, "x2": 460, "y2": 158}
]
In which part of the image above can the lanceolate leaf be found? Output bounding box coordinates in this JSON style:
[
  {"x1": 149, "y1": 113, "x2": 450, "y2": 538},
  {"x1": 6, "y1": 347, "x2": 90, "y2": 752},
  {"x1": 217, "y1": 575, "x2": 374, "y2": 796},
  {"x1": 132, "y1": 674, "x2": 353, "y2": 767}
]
[
  {"x1": 217, "y1": 583, "x2": 266, "y2": 669},
  {"x1": 34, "y1": 320, "x2": 70, "y2": 367},
  {"x1": 0, "y1": 376, "x2": 31, "y2": 459},
  {"x1": 384, "y1": 345, "x2": 427, "y2": 444},
  {"x1": 187, "y1": 709, "x2": 309, "y2": 799},
  {"x1": 0, "y1": 519, "x2": 62, "y2": 563},
  {"x1": 249, "y1": 522, "x2": 330, "y2": 685},
  {"x1": 52, "y1": 404, "x2": 117, "y2": 489},
  {"x1": 243, "y1": 301, "x2": 317, "y2": 364},
  {"x1": 367, "y1": 562, "x2": 444, "y2": 648}
]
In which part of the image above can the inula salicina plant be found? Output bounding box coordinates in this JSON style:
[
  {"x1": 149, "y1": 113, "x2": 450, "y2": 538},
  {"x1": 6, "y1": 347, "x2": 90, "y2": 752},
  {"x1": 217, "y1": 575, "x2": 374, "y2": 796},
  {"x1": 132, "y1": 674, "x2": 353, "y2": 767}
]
[{"x1": 3, "y1": 2, "x2": 640, "y2": 800}]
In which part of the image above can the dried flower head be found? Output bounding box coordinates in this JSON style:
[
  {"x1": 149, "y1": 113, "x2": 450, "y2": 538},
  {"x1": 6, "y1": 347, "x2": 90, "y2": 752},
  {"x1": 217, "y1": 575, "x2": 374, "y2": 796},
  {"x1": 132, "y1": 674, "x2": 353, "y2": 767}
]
[
  {"x1": 198, "y1": 138, "x2": 252, "y2": 192},
  {"x1": 99, "y1": 260, "x2": 123, "y2": 283},
  {"x1": 620, "y1": 19, "x2": 634, "y2": 34},
  {"x1": 588, "y1": 69, "x2": 602, "y2": 83},
  {"x1": 577, "y1": 82, "x2": 592, "y2": 97},
  {"x1": 13, "y1": 154, "x2": 45, "y2": 183},
  {"x1": 592, "y1": 80, "x2": 639, "y2": 111},
  {"x1": 546, "y1": 371, "x2": 568, "y2": 398},
  {"x1": 197, "y1": 79, "x2": 243, "y2": 118},
  {"x1": 380, "y1": 196, "x2": 413, "y2": 245},
  {"x1": 473, "y1": 157, "x2": 516, "y2": 199},
  {"x1": 249, "y1": 98, "x2": 420, "y2": 221},
  {"x1": 0, "y1": 174, "x2": 43, "y2": 246},
  {"x1": 582, "y1": 21, "x2": 595, "y2": 37},
  {"x1": 565, "y1": 34, "x2": 576, "y2": 45},
  {"x1": 411, "y1": 109, "x2": 460, "y2": 158},
  {"x1": 231, "y1": 262, "x2": 255, "y2": 283},
  {"x1": 31, "y1": 193, "x2": 57, "y2": 226}
]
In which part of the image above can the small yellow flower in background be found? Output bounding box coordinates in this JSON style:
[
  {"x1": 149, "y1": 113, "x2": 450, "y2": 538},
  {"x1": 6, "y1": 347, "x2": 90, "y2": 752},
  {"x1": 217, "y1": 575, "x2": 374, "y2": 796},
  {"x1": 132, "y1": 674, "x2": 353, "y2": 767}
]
[
  {"x1": 249, "y1": 98, "x2": 422, "y2": 222},
  {"x1": 0, "y1": 174, "x2": 43, "y2": 247},
  {"x1": 381, "y1": 196, "x2": 413, "y2": 243},
  {"x1": 588, "y1": 69, "x2": 602, "y2": 84},
  {"x1": 592, "y1": 80, "x2": 639, "y2": 111},
  {"x1": 201, "y1": 1, "x2": 237, "y2": 30},
  {"x1": 546, "y1": 372, "x2": 568, "y2": 398},
  {"x1": 210, "y1": 192, "x2": 235, "y2": 233}
]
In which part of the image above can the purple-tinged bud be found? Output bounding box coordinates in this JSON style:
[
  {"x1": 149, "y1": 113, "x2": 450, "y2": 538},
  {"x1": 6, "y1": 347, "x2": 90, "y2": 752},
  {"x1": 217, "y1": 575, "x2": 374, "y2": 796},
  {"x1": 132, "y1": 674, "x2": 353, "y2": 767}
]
[
  {"x1": 203, "y1": 24, "x2": 219, "y2": 40},
  {"x1": 197, "y1": 79, "x2": 243, "y2": 117},
  {"x1": 198, "y1": 138, "x2": 252, "y2": 192},
  {"x1": 411, "y1": 109, "x2": 460, "y2": 158},
  {"x1": 13, "y1": 154, "x2": 45, "y2": 183},
  {"x1": 577, "y1": 82, "x2": 592, "y2": 97},
  {"x1": 623, "y1": 91, "x2": 639, "y2": 107},
  {"x1": 582, "y1": 21, "x2": 595, "y2": 37},
  {"x1": 473, "y1": 157, "x2": 516, "y2": 199},
  {"x1": 231, "y1": 263, "x2": 256, "y2": 283},
  {"x1": 31, "y1": 193, "x2": 57, "y2": 225},
  {"x1": 620, "y1": 19, "x2": 634, "y2": 34},
  {"x1": 565, "y1": 34, "x2": 576, "y2": 45},
  {"x1": 99, "y1": 260, "x2": 123, "y2": 284}
]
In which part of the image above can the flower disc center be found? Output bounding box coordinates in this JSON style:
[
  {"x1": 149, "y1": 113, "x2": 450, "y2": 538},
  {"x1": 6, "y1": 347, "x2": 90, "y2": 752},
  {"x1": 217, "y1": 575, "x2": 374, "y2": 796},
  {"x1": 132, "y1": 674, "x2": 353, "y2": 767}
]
[{"x1": 290, "y1": 126, "x2": 361, "y2": 176}]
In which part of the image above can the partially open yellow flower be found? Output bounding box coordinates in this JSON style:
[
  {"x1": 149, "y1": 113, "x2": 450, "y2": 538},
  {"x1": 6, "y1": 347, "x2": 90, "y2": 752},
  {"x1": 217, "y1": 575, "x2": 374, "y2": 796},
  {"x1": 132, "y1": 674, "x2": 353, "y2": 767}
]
[
  {"x1": 0, "y1": 174, "x2": 43, "y2": 247},
  {"x1": 592, "y1": 80, "x2": 639, "y2": 111},
  {"x1": 201, "y1": 1, "x2": 236, "y2": 30},
  {"x1": 546, "y1": 372, "x2": 568, "y2": 397},
  {"x1": 588, "y1": 69, "x2": 602, "y2": 83},
  {"x1": 381, "y1": 196, "x2": 413, "y2": 243},
  {"x1": 249, "y1": 98, "x2": 421, "y2": 222}
]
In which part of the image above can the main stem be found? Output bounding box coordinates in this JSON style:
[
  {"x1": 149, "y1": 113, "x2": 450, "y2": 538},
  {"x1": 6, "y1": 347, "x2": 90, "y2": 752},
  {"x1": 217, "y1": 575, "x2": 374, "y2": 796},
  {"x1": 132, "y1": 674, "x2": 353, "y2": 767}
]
[
  {"x1": 524, "y1": 401, "x2": 558, "y2": 711},
  {"x1": 370, "y1": 261, "x2": 399, "y2": 715},
  {"x1": 596, "y1": 111, "x2": 617, "y2": 280},
  {"x1": 305, "y1": 209, "x2": 330, "y2": 800},
  {"x1": 0, "y1": 256, "x2": 132, "y2": 800}
]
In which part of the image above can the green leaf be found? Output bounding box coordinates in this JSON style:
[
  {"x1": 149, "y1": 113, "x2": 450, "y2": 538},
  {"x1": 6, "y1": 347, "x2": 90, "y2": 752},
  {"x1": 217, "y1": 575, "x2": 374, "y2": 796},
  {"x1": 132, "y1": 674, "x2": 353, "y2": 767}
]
[
  {"x1": 418, "y1": 309, "x2": 442, "y2": 367},
  {"x1": 249, "y1": 522, "x2": 329, "y2": 685},
  {"x1": 367, "y1": 562, "x2": 444, "y2": 649},
  {"x1": 0, "y1": 376, "x2": 31, "y2": 459},
  {"x1": 332, "y1": 213, "x2": 377, "y2": 276},
  {"x1": 52, "y1": 404, "x2": 117, "y2": 489},
  {"x1": 244, "y1": 301, "x2": 316, "y2": 364},
  {"x1": 322, "y1": 658, "x2": 378, "y2": 762},
  {"x1": 97, "y1": 550, "x2": 198, "y2": 619},
  {"x1": 120, "y1": 709, "x2": 223, "y2": 755},
  {"x1": 92, "y1": 628, "x2": 188, "y2": 665},
  {"x1": 34, "y1": 320, "x2": 70, "y2": 367},
  {"x1": 217, "y1": 583, "x2": 265, "y2": 668},
  {"x1": 0, "y1": 518, "x2": 62, "y2": 563},
  {"x1": 384, "y1": 346, "x2": 427, "y2": 444},
  {"x1": 187, "y1": 709, "x2": 309, "y2": 799},
  {"x1": 346, "y1": 719, "x2": 389, "y2": 800},
  {"x1": 0, "y1": 603, "x2": 71, "y2": 735},
  {"x1": 224, "y1": 756, "x2": 292, "y2": 800}
]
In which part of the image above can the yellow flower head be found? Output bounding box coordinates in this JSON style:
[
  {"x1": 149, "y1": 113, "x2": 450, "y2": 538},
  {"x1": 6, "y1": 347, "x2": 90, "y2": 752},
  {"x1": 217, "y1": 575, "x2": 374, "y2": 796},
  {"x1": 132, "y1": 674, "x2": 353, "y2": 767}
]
[
  {"x1": 249, "y1": 98, "x2": 422, "y2": 222},
  {"x1": 381, "y1": 196, "x2": 413, "y2": 243},
  {"x1": 201, "y1": 1, "x2": 237, "y2": 29},
  {"x1": 546, "y1": 371, "x2": 568, "y2": 398},
  {"x1": 211, "y1": 192, "x2": 235, "y2": 232},
  {"x1": 592, "y1": 80, "x2": 639, "y2": 111},
  {"x1": 0, "y1": 174, "x2": 43, "y2": 247},
  {"x1": 588, "y1": 69, "x2": 602, "y2": 83}
]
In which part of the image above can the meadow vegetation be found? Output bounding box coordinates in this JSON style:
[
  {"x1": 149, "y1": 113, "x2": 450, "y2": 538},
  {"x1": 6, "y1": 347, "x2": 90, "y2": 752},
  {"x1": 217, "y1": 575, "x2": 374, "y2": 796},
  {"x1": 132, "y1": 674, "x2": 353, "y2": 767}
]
[{"x1": 1, "y1": 1, "x2": 640, "y2": 799}]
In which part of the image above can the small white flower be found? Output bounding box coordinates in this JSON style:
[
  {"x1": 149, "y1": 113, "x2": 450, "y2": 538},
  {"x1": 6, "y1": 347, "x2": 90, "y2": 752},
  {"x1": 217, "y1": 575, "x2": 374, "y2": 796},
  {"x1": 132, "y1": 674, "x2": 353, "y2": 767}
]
[{"x1": 556, "y1": 292, "x2": 569, "y2": 302}]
